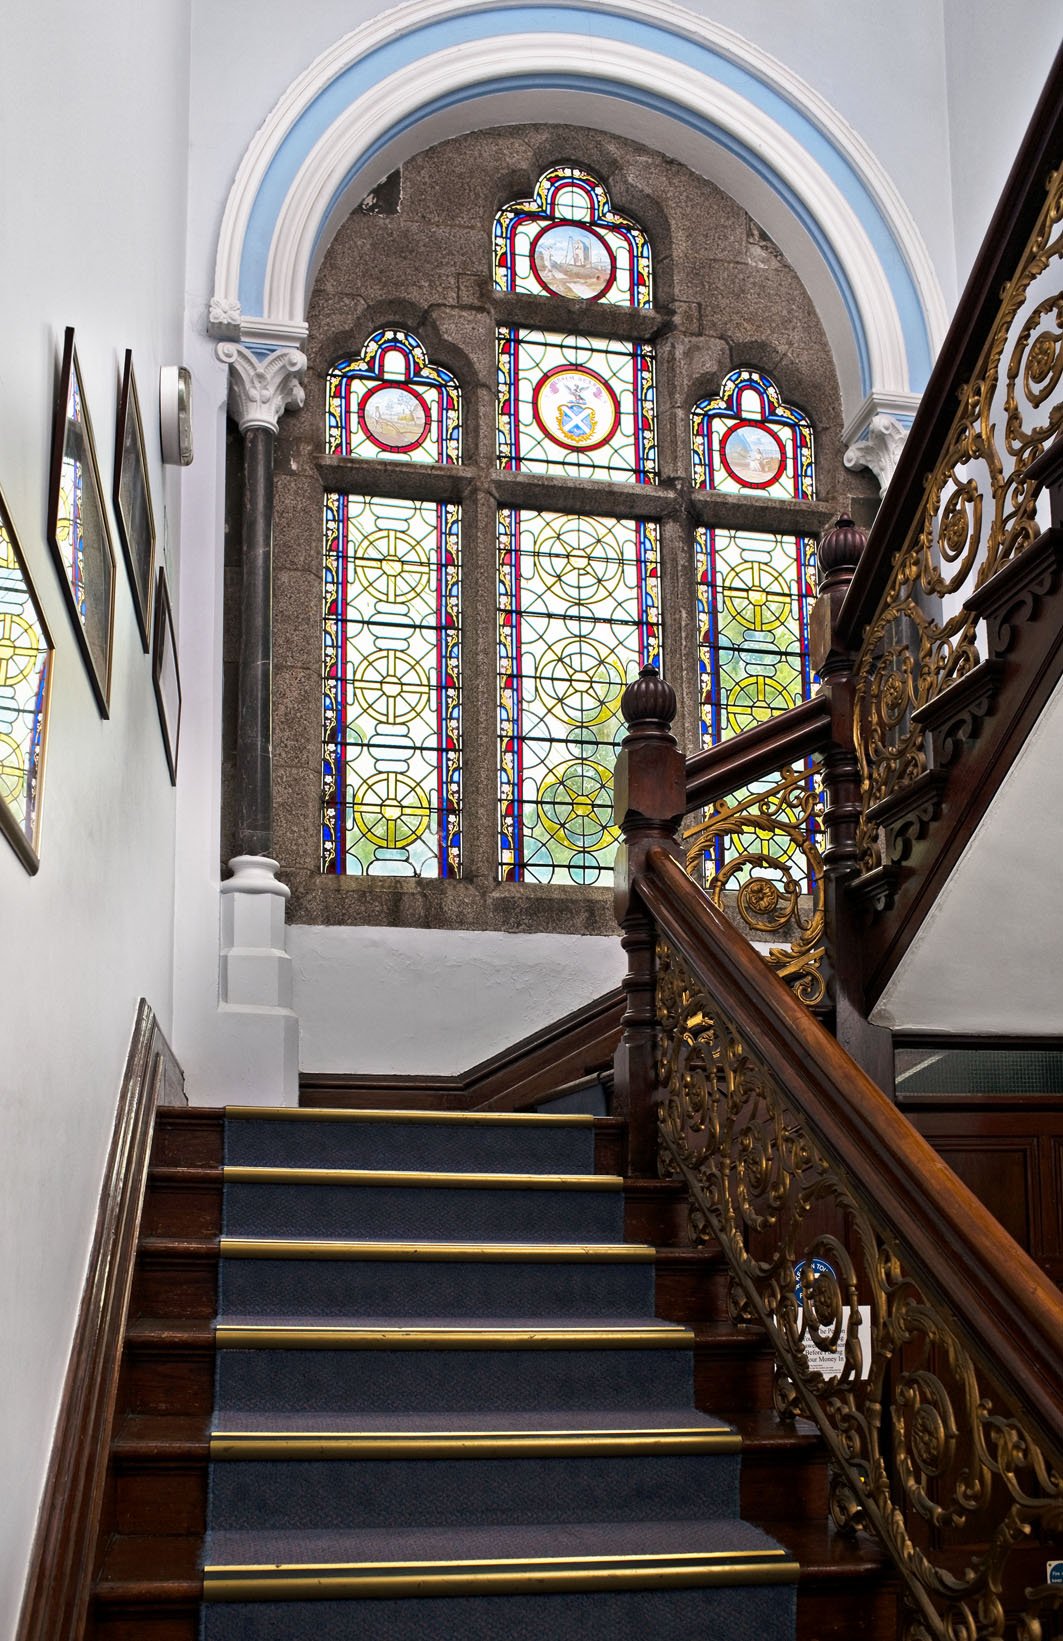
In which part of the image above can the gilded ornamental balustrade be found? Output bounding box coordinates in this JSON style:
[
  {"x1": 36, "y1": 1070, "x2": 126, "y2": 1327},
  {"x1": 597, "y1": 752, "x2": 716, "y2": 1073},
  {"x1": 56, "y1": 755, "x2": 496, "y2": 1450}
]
[
  {"x1": 854, "y1": 163, "x2": 1063, "y2": 878},
  {"x1": 682, "y1": 765, "x2": 827, "y2": 1009},
  {"x1": 655, "y1": 934, "x2": 1063, "y2": 1641}
]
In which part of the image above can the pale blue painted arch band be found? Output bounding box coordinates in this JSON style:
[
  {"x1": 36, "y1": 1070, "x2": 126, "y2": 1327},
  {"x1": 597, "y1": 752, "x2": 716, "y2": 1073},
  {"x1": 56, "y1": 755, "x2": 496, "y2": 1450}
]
[{"x1": 237, "y1": 3, "x2": 932, "y2": 392}]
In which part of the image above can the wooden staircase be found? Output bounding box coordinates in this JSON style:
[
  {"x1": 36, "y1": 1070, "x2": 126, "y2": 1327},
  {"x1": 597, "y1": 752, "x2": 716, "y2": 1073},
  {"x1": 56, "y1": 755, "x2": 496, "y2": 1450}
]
[{"x1": 88, "y1": 1103, "x2": 895, "y2": 1639}]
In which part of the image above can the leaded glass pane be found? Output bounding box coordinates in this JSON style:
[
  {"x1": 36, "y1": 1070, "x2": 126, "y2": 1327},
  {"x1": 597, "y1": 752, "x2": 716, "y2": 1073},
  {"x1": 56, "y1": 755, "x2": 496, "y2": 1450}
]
[
  {"x1": 695, "y1": 528, "x2": 815, "y2": 743},
  {"x1": 322, "y1": 493, "x2": 461, "y2": 877},
  {"x1": 327, "y1": 329, "x2": 461, "y2": 465},
  {"x1": 498, "y1": 329, "x2": 656, "y2": 483},
  {"x1": 692, "y1": 369, "x2": 814, "y2": 499},
  {"x1": 498, "y1": 510, "x2": 659, "y2": 884},
  {"x1": 494, "y1": 165, "x2": 652, "y2": 308},
  {"x1": 0, "y1": 500, "x2": 52, "y2": 860}
]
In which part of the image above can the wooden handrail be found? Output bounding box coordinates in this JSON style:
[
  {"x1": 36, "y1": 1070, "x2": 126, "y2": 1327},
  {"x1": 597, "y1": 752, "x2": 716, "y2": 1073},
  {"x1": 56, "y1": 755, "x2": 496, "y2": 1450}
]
[
  {"x1": 684, "y1": 694, "x2": 832, "y2": 811},
  {"x1": 639, "y1": 844, "x2": 1063, "y2": 1456},
  {"x1": 837, "y1": 44, "x2": 1063, "y2": 650}
]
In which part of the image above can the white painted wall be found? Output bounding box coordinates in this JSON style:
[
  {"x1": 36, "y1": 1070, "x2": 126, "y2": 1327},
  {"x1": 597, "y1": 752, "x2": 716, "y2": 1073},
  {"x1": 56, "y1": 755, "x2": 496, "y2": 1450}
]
[
  {"x1": 873, "y1": 673, "x2": 1063, "y2": 1037},
  {"x1": 290, "y1": 927, "x2": 627, "y2": 1074},
  {"x1": 0, "y1": 3, "x2": 191, "y2": 1632},
  {"x1": 943, "y1": 0, "x2": 1062, "y2": 288}
]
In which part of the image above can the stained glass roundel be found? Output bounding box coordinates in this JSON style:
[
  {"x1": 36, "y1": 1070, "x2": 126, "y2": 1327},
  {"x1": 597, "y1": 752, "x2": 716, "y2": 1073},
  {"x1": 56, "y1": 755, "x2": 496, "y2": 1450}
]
[
  {"x1": 719, "y1": 422, "x2": 787, "y2": 489},
  {"x1": 532, "y1": 366, "x2": 621, "y2": 452},
  {"x1": 530, "y1": 223, "x2": 616, "y2": 300},
  {"x1": 358, "y1": 383, "x2": 430, "y2": 453}
]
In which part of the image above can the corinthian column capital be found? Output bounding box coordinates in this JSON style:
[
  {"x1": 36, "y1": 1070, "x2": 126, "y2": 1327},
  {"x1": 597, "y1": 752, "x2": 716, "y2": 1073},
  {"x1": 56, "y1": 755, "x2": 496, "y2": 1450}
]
[{"x1": 216, "y1": 341, "x2": 307, "y2": 434}]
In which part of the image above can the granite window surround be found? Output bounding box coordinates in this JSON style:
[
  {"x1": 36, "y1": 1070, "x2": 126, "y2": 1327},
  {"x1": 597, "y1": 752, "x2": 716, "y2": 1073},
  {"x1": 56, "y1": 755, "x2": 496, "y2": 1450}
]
[{"x1": 222, "y1": 123, "x2": 876, "y2": 934}]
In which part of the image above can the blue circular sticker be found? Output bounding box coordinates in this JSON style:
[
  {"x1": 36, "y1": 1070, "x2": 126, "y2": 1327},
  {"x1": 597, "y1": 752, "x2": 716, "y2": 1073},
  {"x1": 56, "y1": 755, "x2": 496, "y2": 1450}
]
[{"x1": 795, "y1": 1257, "x2": 835, "y2": 1307}]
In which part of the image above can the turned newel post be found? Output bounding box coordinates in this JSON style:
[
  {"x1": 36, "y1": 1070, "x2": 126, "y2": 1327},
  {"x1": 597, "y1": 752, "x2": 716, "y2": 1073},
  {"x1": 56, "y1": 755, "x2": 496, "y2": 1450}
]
[
  {"x1": 216, "y1": 342, "x2": 307, "y2": 858},
  {"x1": 612, "y1": 666, "x2": 686, "y2": 1175},
  {"x1": 810, "y1": 515, "x2": 893, "y2": 1090}
]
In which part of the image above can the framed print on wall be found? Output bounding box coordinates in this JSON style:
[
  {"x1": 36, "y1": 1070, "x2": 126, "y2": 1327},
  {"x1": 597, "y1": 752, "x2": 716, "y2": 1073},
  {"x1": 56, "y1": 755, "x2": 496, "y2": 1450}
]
[
  {"x1": 0, "y1": 485, "x2": 55, "y2": 872},
  {"x1": 113, "y1": 349, "x2": 156, "y2": 650},
  {"x1": 151, "y1": 565, "x2": 180, "y2": 785},
  {"x1": 47, "y1": 326, "x2": 116, "y2": 716}
]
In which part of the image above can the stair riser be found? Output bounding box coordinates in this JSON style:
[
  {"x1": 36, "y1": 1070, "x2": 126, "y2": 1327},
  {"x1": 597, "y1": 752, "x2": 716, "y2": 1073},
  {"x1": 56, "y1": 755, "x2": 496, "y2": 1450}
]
[
  {"x1": 223, "y1": 1182, "x2": 624, "y2": 1243},
  {"x1": 624, "y1": 1187, "x2": 689, "y2": 1247},
  {"x1": 123, "y1": 1346, "x2": 215, "y2": 1416},
  {"x1": 740, "y1": 1450, "x2": 829, "y2": 1521},
  {"x1": 654, "y1": 1261, "x2": 728, "y2": 1323},
  {"x1": 133, "y1": 1258, "x2": 218, "y2": 1320},
  {"x1": 225, "y1": 1117, "x2": 597, "y2": 1175},
  {"x1": 694, "y1": 1342, "x2": 775, "y2": 1414},
  {"x1": 143, "y1": 1182, "x2": 222, "y2": 1238},
  {"x1": 152, "y1": 1113, "x2": 224, "y2": 1167},
  {"x1": 218, "y1": 1257, "x2": 653, "y2": 1320},
  {"x1": 215, "y1": 1344, "x2": 694, "y2": 1415},
  {"x1": 92, "y1": 1604, "x2": 199, "y2": 1641},
  {"x1": 114, "y1": 1466, "x2": 207, "y2": 1536},
  {"x1": 206, "y1": 1451, "x2": 741, "y2": 1532},
  {"x1": 200, "y1": 1585, "x2": 797, "y2": 1641}
]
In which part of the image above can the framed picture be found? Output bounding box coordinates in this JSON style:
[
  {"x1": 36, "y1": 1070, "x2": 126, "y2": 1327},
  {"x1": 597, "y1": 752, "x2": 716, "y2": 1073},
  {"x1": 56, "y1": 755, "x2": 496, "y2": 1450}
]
[
  {"x1": 46, "y1": 327, "x2": 116, "y2": 716},
  {"x1": 0, "y1": 484, "x2": 55, "y2": 872},
  {"x1": 152, "y1": 565, "x2": 181, "y2": 784},
  {"x1": 113, "y1": 350, "x2": 156, "y2": 650}
]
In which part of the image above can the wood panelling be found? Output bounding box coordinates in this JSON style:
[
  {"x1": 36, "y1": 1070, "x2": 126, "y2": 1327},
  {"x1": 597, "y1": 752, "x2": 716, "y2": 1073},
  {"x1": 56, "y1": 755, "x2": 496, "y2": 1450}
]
[
  {"x1": 16, "y1": 1002, "x2": 184, "y2": 1641},
  {"x1": 901, "y1": 1095, "x2": 1063, "y2": 1285}
]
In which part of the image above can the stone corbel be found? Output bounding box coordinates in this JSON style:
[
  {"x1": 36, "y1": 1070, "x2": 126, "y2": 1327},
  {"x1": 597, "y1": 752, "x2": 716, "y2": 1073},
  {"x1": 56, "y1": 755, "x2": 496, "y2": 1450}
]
[
  {"x1": 843, "y1": 413, "x2": 909, "y2": 495},
  {"x1": 215, "y1": 340, "x2": 307, "y2": 433}
]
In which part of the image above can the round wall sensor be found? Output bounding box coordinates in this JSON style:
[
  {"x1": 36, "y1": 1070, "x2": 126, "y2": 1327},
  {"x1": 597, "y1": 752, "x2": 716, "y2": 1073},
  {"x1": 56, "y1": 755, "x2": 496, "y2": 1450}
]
[{"x1": 159, "y1": 366, "x2": 193, "y2": 465}]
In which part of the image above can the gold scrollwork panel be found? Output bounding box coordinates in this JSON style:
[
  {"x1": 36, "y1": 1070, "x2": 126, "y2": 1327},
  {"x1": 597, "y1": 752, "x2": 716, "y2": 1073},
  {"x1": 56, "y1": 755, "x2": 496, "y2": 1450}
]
[
  {"x1": 683, "y1": 765, "x2": 827, "y2": 1009},
  {"x1": 854, "y1": 165, "x2": 1063, "y2": 874},
  {"x1": 656, "y1": 937, "x2": 1063, "y2": 1640}
]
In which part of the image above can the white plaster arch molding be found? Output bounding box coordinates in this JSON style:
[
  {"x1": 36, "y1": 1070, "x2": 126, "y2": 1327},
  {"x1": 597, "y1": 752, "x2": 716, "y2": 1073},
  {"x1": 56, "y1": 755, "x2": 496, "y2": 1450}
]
[{"x1": 209, "y1": 0, "x2": 949, "y2": 439}]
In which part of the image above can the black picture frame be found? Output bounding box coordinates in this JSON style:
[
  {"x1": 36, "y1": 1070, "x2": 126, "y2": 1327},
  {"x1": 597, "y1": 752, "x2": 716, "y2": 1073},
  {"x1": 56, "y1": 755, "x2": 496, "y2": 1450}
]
[
  {"x1": 0, "y1": 484, "x2": 55, "y2": 872},
  {"x1": 46, "y1": 326, "x2": 116, "y2": 716},
  {"x1": 113, "y1": 349, "x2": 156, "y2": 651},
  {"x1": 151, "y1": 565, "x2": 181, "y2": 784}
]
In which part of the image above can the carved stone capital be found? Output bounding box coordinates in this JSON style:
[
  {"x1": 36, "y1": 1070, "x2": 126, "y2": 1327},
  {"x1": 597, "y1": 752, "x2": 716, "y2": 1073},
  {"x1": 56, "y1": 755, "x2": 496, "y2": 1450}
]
[
  {"x1": 843, "y1": 413, "x2": 909, "y2": 494},
  {"x1": 216, "y1": 341, "x2": 307, "y2": 434}
]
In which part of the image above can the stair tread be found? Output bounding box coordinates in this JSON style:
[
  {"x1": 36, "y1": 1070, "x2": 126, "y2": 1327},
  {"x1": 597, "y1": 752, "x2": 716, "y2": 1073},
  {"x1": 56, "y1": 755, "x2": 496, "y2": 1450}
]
[
  {"x1": 204, "y1": 1516, "x2": 791, "y2": 1567},
  {"x1": 217, "y1": 1313, "x2": 689, "y2": 1330},
  {"x1": 756, "y1": 1520, "x2": 893, "y2": 1580},
  {"x1": 228, "y1": 1105, "x2": 595, "y2": 1125},
  {"x1": 207, "y1": 1406, "x2": 736, "y2": 1436}
]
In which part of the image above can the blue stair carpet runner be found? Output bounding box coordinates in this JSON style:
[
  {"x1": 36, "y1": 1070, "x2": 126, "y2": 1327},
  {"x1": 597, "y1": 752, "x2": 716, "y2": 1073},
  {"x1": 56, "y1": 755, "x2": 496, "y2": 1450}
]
[{"x1": 200, "y1": 1108, "x2": 797, "y2": 1639}]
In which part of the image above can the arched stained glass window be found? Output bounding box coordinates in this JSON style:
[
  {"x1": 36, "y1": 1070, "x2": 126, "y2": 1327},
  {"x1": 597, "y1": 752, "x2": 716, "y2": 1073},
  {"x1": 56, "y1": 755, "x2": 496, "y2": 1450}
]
[
  {"x1": 322, "y1": 330, "x2": 462, "y2": 878},
  {"x1": 494, "y1": 165, "x2": 652, "y2": 308},
  {"x1": 494, "y1": 174, "x2": 659, "y2": 884},
  {"x1": 327, "y1": 328, "x2": 461, "y2": 465},
  {"x1": 692, "y1": 368, "x2": 814, "y2": 499},
  {"x1": 692, "y1": 370, "x2": 816, "y2": 749}
]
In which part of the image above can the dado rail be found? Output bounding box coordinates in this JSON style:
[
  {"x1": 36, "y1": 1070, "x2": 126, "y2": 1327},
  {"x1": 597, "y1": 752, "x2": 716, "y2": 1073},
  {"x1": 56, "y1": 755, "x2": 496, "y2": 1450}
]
[{"x1": 609, "y1": 47, "x2": 1063, "y2": 1641}]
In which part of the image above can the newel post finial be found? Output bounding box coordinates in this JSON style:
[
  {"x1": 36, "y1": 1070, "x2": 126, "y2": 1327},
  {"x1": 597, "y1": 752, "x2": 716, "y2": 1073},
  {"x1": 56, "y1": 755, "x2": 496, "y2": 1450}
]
[{"x1": 612, "y1": 666, "x2": 686, "y2": 1175}]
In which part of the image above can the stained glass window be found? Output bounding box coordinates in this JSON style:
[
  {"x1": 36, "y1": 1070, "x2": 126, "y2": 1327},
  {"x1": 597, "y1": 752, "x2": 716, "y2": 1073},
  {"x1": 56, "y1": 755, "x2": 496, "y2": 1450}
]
[
  {"x1": 497, "y1": 328, "x2": 656, "y2": 483},
  {"x1": 322, "y1": 492, "x2": 461, "y2": 877},
  {"x1": 0, "y1": 492, "x2": 53, "y2": 867},
  {"x1": 328, "y1": 329, "x2": 461, "y2": 465},
  {"x1": 498, "y1": 510, "x2": 659, "y2": 883},
  {"x1": 692, "y1": 369, "x2": 814, "y2": 499},
  {"x1": 494, "y1": 165, "x2": 652, "y2": 308}
]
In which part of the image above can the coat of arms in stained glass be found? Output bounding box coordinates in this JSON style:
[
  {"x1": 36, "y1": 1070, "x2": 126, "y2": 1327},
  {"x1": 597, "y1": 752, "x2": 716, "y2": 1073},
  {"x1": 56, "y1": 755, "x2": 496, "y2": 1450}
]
[
  {"x1": 0, "y1": 491, "x2": 53, "y2": 867},
  {"x1": 498, "y1": 510, "x2": 659, "y2": 884},
  {"x1": 328, "y1": 330, "x2": 461, "y2": 465},
  {"x1": 494, "y1": 165, "x2": 652, "y2": 308},
  {"x1": 322, "y1": 494, "x2": 461, "y2": 877},
  {"x1": 497, "y1": 329, "x2": 656, "y2": 483},
  {"x1": 692, "y1": 369, "x2": 814, "y2": 499}
]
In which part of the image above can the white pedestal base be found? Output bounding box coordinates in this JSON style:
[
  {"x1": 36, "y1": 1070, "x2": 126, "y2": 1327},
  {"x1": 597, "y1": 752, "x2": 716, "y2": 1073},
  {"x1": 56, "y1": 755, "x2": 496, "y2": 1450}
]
[{"x1": 218, "y1": 855, "x2": 299, "y2": 1105}]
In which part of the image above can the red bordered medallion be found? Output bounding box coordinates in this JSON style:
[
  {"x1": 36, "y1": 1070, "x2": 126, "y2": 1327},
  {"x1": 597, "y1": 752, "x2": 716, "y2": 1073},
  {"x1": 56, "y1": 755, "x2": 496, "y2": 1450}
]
[
  {"x1": 356, "y1": 382, "x2": 432, "y2": 453},
  {"x1": 531, "y1": 365, "x2": 621, "y2": 452},
  {"x1": 719, "y1": 421, "x2": 787, "y2": 489},
  {"x1": 529, "y1": 222, "x2": 617, "y2": 302}
]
